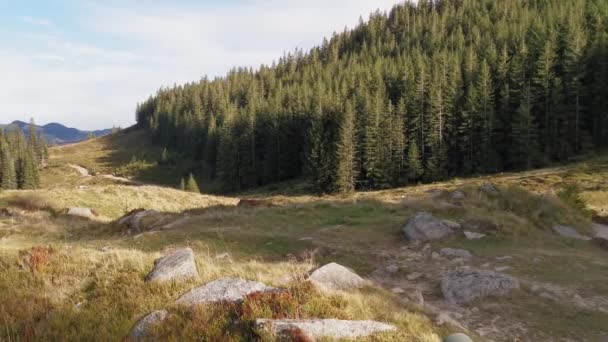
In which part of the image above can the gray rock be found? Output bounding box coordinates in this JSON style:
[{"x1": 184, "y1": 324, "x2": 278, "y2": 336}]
[
  {"x1": 66, "y1": 207, "x2": 96, "y2": 219},
  {"x1": 436, "y1": 312, "x2": 467, "y2": 331},
  {"x1": 442, "y1": 220, "x2": 462, "y2": 230},
  {"x1": 385, "y1": 265, "x2": 400, "y2": 274},
  {"x1": 480, "y1": 182, "x2": 499, "y2": 194},
  {"x1": 391, "y1": 287, "x2": 405, "y2": 294},
  {"x1": 494, "y1": 266, "x2": 511, "y2": 272},
  {"x1": 176, "y1": 277, "x2": 277, "y2": 306},
  {"x1": 443, "y1": 333, "x2": 474, "y2": 342},
  {"x1": 450, "y1": 191, "x2": 466, "y2": 201},
  {"x1": 118, "y1": 209, "x2": 160, "y2": 231},
  {"x1": 441, "y1": 267, "x2": 520, "y2": 304},
  {"x1": 128, "y1": 310, "x2": 168, "y2": 341},
  {"x1": 255, "y1": 319, "x2": 396, "y2": 340},
  {"x1": 405, "y1": 289, "x2": 424, "y2": 306},
  {"x1": 403, "y1": 212, "x2": 454, "y2": 243},
  {"x1": 308, "y1": 262, "x2": 366, "y2": 291},
  {"x1": 439, "y1": 248, "x2": 472, "y2": 260},
  {"x1": 464, "y1": 231, "x2": 486, "y2": 240},
  {"x1": 592, "y1": 223, "x2": 608, "y2": 240},
  {"x1": 552, "y1": 225, "x2": 591, "y2": 241},
  {"x1": 145, "y1": 248, "x2": 199, "y2": 283}
]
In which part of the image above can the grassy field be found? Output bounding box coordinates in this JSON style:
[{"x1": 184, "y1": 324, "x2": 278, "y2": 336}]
[{"x1": 1, "y1": 130, "x2": 608, "y2": 341}]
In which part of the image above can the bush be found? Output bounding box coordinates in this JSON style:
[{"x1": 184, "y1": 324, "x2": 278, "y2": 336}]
[
  {"x1": 18, "y1": 246, "x2": 55, "y2": 273},
  {"x1": 557, "y1": 184, "x2": 591, "y2": 217},
  {"x1": 7, "y1": 193, "x2": 51, "y2": 212}
]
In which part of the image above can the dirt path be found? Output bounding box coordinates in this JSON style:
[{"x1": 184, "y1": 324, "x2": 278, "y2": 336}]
[{"x1": 68, "y1": 164, "x2": 142, "y2": 185}]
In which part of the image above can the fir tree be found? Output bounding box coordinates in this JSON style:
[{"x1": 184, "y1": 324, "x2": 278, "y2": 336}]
[{"x1": 185, "y1": 173, "x2": 200, "y2": 193}]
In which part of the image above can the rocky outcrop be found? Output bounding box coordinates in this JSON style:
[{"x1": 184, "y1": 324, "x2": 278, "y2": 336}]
[
  {"x1": 443, "y1": 333, "x2": 474, "y2": 342},
  {"x1": 480, "y1": 182, "x2": 499, "y2": 195},
  {"x1": 402, "y1": 212, "x2": 454, "y2": 243},
  {"x1": 439, "y1": 248, "x2": 472, "y2": 260},
  {"x1": 128, "y1": 310, "x2": 168, "y2": 341},
  {"x1": 255, "y1": 319, "x2": 396, "y2": 340},
  {"x1": 176, "y1": 277, "x2": 278, "y2": 306},
  {"x1": 463, "y1": 231, "x2": 486, "y2": 240},
  {"x1": 552, "y1": 225, "x2": 591, "y2": 241},
  {"x1": 441, "y1": 267, "x2": 520, "y2": 304},
  {"x1": 118, "y1": 209, "x2": 159, "y2": 230},
  {"x1": 66, "y1": 207, "x2": 97, "y2": 219},
  {"x1": 308, "y1": 263, "x2": 366, "y2": 291},
  {"x1": 145, "y1": 248, "x2": 198, "y2": 283}
]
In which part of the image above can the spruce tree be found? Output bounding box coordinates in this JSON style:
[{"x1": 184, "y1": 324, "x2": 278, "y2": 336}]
[
  {"x1": 185, "y1": 173, "x2": 200, "y2": 193},
  {"x1": 0, "y1": 140, "x2": 17, "y2": 189},
  {"x1": 407, "y1": 140, "x2": 423, "y2": 182},
  {"x1": 334, "y1": 101, "x2": 357, "y2": 193}
]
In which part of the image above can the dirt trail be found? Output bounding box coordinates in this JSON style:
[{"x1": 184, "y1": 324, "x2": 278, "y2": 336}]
[{"x1": 68, "y1": 164, "x2": 142, "y2": 185}]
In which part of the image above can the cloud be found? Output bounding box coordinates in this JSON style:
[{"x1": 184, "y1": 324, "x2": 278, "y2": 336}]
[
  {"x1": 21, "y1": 16, "x2": 52, "y2": 27},
  {"x1": 2, "y1": 1, "x2": 403, "y2": 130}
]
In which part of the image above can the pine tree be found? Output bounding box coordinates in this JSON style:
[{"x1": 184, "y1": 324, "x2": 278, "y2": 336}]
[
  {"x1": 510, "y1": 83, "x2": 539, "y2": 169},
  {"x1": 334, "y1": 101, "x2": 357, "y2": 193},
  {"x1": 185, "y1": 173, "x2": 200, "y2": 193},
  {"x1": 179, "y1": 177, "x2": 185, "y2": 190},
  {"x1": 20, "y1": 147, "x2": 39, "y2": 189},
  {"x1": 161, "y1": 147, "x2": 169, "y2": 164},
  {"x1": 407, "y1": 140, "x2": 423, "y2": 182},
  {"x1": 0, "y1": 139, "x2": 17, "y2": 189}
]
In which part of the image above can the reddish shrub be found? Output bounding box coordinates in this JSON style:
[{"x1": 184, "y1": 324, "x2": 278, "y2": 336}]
[
  {"x1": 237, "y1": 199, "x2": 274, "y2": 208},
  {"x1": 286, "y1": 327, "x2": 315, "y2": 342},
  {"x1": 19, "y1": 246, "x2": 55, "y2": 273}
]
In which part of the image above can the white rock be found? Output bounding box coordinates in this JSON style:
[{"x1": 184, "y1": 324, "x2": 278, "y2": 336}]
[
  {"x1": 66, "y1": 207, "x2": 96, "y2": 219},
  {"x1": 552, "y1": 225, "x2": 591, "y2": 241},
  {"x1": 145, "y1": 248, "x2": 199, "y2": 283},
  {"x1": 255, "y1": 319, "x2": 396, "y2": 340},
  {"x1": 127, "y1": 310, "x2": 168, "y2": 341},
  {"x1": 308, "y1": 263, "x2": 366, "y2": 291},
  {"x1": 176, "y1": 277, "x2": 277, "y2": 306},
  {"x1": 464, "y1": 231, "x2": 486, "y2": 240}
]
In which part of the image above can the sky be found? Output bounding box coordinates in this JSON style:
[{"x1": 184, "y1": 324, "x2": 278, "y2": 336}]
[{"x1": 0, "y1": 0, "x2": 402, "y2": 130}]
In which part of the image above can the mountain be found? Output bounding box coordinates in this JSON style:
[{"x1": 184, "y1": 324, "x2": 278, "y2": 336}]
[
  {"x1": 0, "y1": 120, "x2": 113, "y2": 145},
  {"x1": 135, "y1": 0, "x2": 608, "y2": 193}
]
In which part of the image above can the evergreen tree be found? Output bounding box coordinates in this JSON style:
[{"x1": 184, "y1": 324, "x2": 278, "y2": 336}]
[
  {"x1": 185, "y1": 173, "x2": 200, "y2": 193},
  {"x1": 179, "y1": 177, "x2": 185, "y2": 190},
  {"x1": 407, "y1": 140, "x2": 423, "y2": 182},
  {"x1": 334, "y1": 101, "x2": 357, "y2": 193},
  {"x1": 0, "y1": 139, "x2": 17, "y2": 189}
]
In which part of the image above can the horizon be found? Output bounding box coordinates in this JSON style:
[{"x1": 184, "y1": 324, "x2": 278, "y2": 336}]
[{"x1": 0, "y1": 0, "x2": 402, "y2": 130}]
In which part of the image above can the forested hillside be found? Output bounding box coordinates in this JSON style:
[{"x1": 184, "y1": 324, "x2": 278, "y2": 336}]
[
  {"x1": 0, "y1": 120, "x2": 47, "y2": 190},
  {"x1": 135, "y1": 0, "x2": 608, "y2": 193}
]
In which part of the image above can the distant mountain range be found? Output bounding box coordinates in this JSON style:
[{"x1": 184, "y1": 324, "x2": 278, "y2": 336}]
[{"x1": 0, "y1": 120, "x2": 113, "y2": 145}]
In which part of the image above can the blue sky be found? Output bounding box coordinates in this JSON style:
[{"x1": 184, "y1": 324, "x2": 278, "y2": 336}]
[{"x1": 0, "y1": 0, "x2": 402, "y2": 130}]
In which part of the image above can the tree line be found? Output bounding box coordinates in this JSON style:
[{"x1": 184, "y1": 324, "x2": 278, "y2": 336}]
[
  {"x1": 0, "y1": 120, "x2": 47, "y2": 190},
  {"x1": 135, "y1": 0, "x2": 608, "y2": 193}
]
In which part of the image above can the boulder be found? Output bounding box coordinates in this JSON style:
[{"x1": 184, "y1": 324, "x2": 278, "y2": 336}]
[
  {"x1": 464, "y1": 231, "x2": 486, "y2": 240},
  {"x1": 442, "y1": 220, "x2": 462, "y2": 230},
  {"x1": 439, "y1": 248, "x2": 472, "y2": 260},
  {"x1": 592, "y1": 223, "x2": 608, "y2": 240},
  {"x1": 308, "y1": 262, "x2": 366, "y2": 291},
  {"x1": 480, "y1": 182, "x2": 499, "y2": 195},
  {"x1": 441, "y1": 267, "x2": 520, "y2": 304},
  {"x1": 176, "y1": 277, "x2": 277, "y2": 306},
  {"x1": 66, "y1": 207, "x2": 97, "y2": 219},
  {"x1": 552, "y1": 225, "x2": 591, "y2": 241},
  {"x1": 145, "y1": 248, "x2": 199, "y2": 283},
  {"x1": 128, "y1": 310, "x2": 168, "y2": 341},
  {"x1": 255, "y1": 319, "x2": 396, "y2": 340},
  {"x1": 450, "y1": 191, "x2": 466, "y2": 201},
  {"x1": 402, "y1": 212, "x2": 454, "y2": 243},
  {"x1": 118, "y1": 209, "x2": 160, "y2": 231},
  {"x1": 443, "y1": 333, "x2": 474, "y2": 342}
]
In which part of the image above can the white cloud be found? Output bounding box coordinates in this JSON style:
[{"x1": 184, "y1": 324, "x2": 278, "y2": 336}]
[
  {"x1": 2, "y1": 1, "x2": 402, "y2": 130},
  {"x1": 21, "y1": 16, "x2": 52, "y2": 27}
]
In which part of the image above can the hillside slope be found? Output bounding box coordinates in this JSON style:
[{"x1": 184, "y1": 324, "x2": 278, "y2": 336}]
[{"x1": 1, "y1": 129, "x2": 608, "y2": 341}]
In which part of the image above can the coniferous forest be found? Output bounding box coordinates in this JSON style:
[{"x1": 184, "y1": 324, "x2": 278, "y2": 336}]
[
  {"x1": 0, "y1": 120, "x2": 47, "y2": 190},
  {"x1": 135, "y1": 0, "x2": 608, "y2": 193}
]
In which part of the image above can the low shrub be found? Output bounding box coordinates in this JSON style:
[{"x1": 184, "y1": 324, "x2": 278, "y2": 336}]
[
  {"x1": 18, "y1": 246, "x2": 55, "y2": 273},
  {"x1": 7, "y1": 193, "x2": 51, "y2": 212}
]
